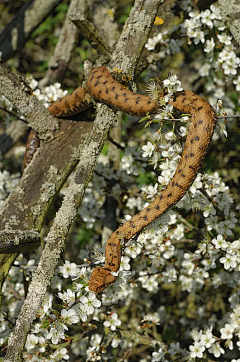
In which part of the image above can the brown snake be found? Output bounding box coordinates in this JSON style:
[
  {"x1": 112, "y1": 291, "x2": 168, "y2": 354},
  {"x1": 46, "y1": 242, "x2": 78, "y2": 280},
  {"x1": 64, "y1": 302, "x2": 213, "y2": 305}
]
[{"x1": 23, "y1": 66, "x2": 217, "y2": 293}]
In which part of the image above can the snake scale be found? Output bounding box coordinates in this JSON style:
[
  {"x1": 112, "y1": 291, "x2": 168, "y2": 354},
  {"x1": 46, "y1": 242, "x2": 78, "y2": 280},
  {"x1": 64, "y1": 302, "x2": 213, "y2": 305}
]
[{"x1": 23, "y1": 66, "x2": 217, "y2": 293}]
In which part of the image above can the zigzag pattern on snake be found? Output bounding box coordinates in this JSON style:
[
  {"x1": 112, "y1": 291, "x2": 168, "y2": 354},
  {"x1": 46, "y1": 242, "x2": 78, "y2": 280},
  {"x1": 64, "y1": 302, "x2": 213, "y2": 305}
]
[{"x1": 23, "y1": 66, "x2": 217, "y2": 293}]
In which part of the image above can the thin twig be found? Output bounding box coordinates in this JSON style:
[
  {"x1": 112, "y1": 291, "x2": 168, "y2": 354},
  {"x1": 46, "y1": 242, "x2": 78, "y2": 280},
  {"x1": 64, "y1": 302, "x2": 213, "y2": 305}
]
[
  {"x1": 199, "y1": 188, "x2": 240, "y2": 235},
  {"x1": 199, "y1": 187, "x2": 225, "y2": 219},
  {"x1": 108, "y1": 135, "x2": 125, "y2": 150},
  {"x1": 177, "y1": 214, "x2": 198, "y2": 231},
  {"x1": 154, "y1": 114, "x2": 240, "y2": 123},
  {"x1": 171, "y1": 238, "x2": 195, "y2": 244},
  {"x1": 0, "y1": 107, "x2": 26, "y2": 122},
  {"x1": 19, "y1": 262, "x2": 94, "y2": 271},
  {"x1": 217, "y1": 115, "x2": 240, "y2": 119},
  {"x1": 69, "y1": 14, "x2": 112, "y2": 59}
]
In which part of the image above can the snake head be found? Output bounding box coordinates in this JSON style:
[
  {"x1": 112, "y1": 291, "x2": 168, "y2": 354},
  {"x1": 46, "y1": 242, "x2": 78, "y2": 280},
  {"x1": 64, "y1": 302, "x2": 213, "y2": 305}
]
[{"x1": 89, "y1": 267, "x2": 117, "y2": 293}]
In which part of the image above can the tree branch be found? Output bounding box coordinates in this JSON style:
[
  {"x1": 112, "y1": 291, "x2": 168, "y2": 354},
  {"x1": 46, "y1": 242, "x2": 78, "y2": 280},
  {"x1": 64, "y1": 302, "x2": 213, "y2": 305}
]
[
  {"x1": 0, "y1": 63, "x2": 58, "y2": 139},
  {"x1": 0, "y1": 230, "x2": 40, "y2": 253},
  {"x1": 70, "y1": 14, "x2": 113, "y2": 59},
  {"x1": 4, "y1": 1, "x2": 162, "y2": 360},
  {"x1": 39, "y1": 0, "x2": 86, "y2": 87}
]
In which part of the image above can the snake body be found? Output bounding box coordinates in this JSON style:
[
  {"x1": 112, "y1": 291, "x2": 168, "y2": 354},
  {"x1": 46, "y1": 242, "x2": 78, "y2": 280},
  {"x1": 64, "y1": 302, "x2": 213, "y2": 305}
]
[
  {"x1": 48, "y1": 87, "x2": 90, "y2": 117},
  {"x1": 23, "y1": 66, "x2": 217, "y2": 293}
]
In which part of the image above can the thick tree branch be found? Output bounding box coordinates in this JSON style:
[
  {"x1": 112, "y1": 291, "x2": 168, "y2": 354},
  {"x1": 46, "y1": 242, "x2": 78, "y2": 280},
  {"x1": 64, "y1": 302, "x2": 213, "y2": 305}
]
[
  {"x1": 111, "y1": 0, "x2": 161, "y2": 75},
  {"x1": 0, "y1": 118, "x2": 93, "y2": 240},
  {"x1": 0, "y1": 117, "x2": 94, "y2": 307},
  {"x1": 0, "y1": 63, "x2": 58, "y2": 139},
  {"x1": 0, "y1": 0, "x2": 93, "y2": 308},
  {"x1": 4, "y1": 1, "x2": 162, "y2": 360}
]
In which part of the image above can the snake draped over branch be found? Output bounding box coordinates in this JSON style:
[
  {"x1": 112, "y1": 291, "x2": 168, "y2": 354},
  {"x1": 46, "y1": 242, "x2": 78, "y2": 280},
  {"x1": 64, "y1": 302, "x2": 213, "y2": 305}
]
[{"x1": 23, "y1": 66, "x2": 217, "y2": 293}]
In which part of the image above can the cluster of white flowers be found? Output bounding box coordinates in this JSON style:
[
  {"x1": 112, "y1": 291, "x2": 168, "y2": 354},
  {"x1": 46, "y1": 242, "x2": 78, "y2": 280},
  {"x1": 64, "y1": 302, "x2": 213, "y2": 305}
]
[
  {"x1": 119, "y1": 146, "x2": 147, "y2": 176},
  {"x1": 19, "y1": 264, "x2": 103, "y2": 357},
  {"x1": 95, "y1": 3, "x2": 240, "y2": 359},
  {"x1": 182, "y1": 4, "x2": 240, "y2": 96},
  {"x1": 151, "y1": 341, "x2": 188, "y2": 361},
  {"x1": 146, "y1": 2, "x2": 240, "y2": 108},
  {"x1": 183, "y1": 5, "x2": 222, "y2": 43},
  {"x1": 78, "y1": 182, "x2": 106, "y2": 229},
  {"x1": 0, "y1": 75, "x2": 68, "y2": 130},
  {"x1": 146, "y1": 74, "x2": 183, "y2": 121},
  {"x1": 28, "y1": 76, "x2": 68, "y2": 108},
  {"x1": 189, "y1": 328, "x2": 218, "y2": 359},
  {"x1": 213, "y1": 236, "x2": 240, "y2": 271},
  {"x1": 2, "y1": 1, "x2": 240, "y2": 361},
  {"x1": 145, "y1": 27, "x2": 183, "y2": 59}
]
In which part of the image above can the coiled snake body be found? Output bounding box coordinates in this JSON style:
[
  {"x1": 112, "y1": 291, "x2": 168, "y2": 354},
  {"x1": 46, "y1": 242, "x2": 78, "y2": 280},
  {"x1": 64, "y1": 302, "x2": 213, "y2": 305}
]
[{"x1": 23, "y1": 66, "x2": 217, "y2": 293}]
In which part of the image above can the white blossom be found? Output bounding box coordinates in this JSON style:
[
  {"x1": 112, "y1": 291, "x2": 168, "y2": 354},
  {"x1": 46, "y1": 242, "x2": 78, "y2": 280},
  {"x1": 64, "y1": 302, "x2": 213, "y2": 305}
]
[
  {"x1": 142, "y1": 141, "x2": 155, "y2": 157},
  {"x1": 103, "y1": 312, "x2": 121, "y2": 331},
  {"x1": 204, "y1": 38, "x2": 215, "y2": 53},
  {"x1": 208, "y1": 343, "x2": 225, "y2": 358},
  {"x1": 80, "y1": 292, "x2": 101, "y2": 315},
  {"x1": 189, "y1": 341, "x2": 205, "y2": 358},
  {"x1": 59, "y1": 261, "x2": 78, "y2": 278}
]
